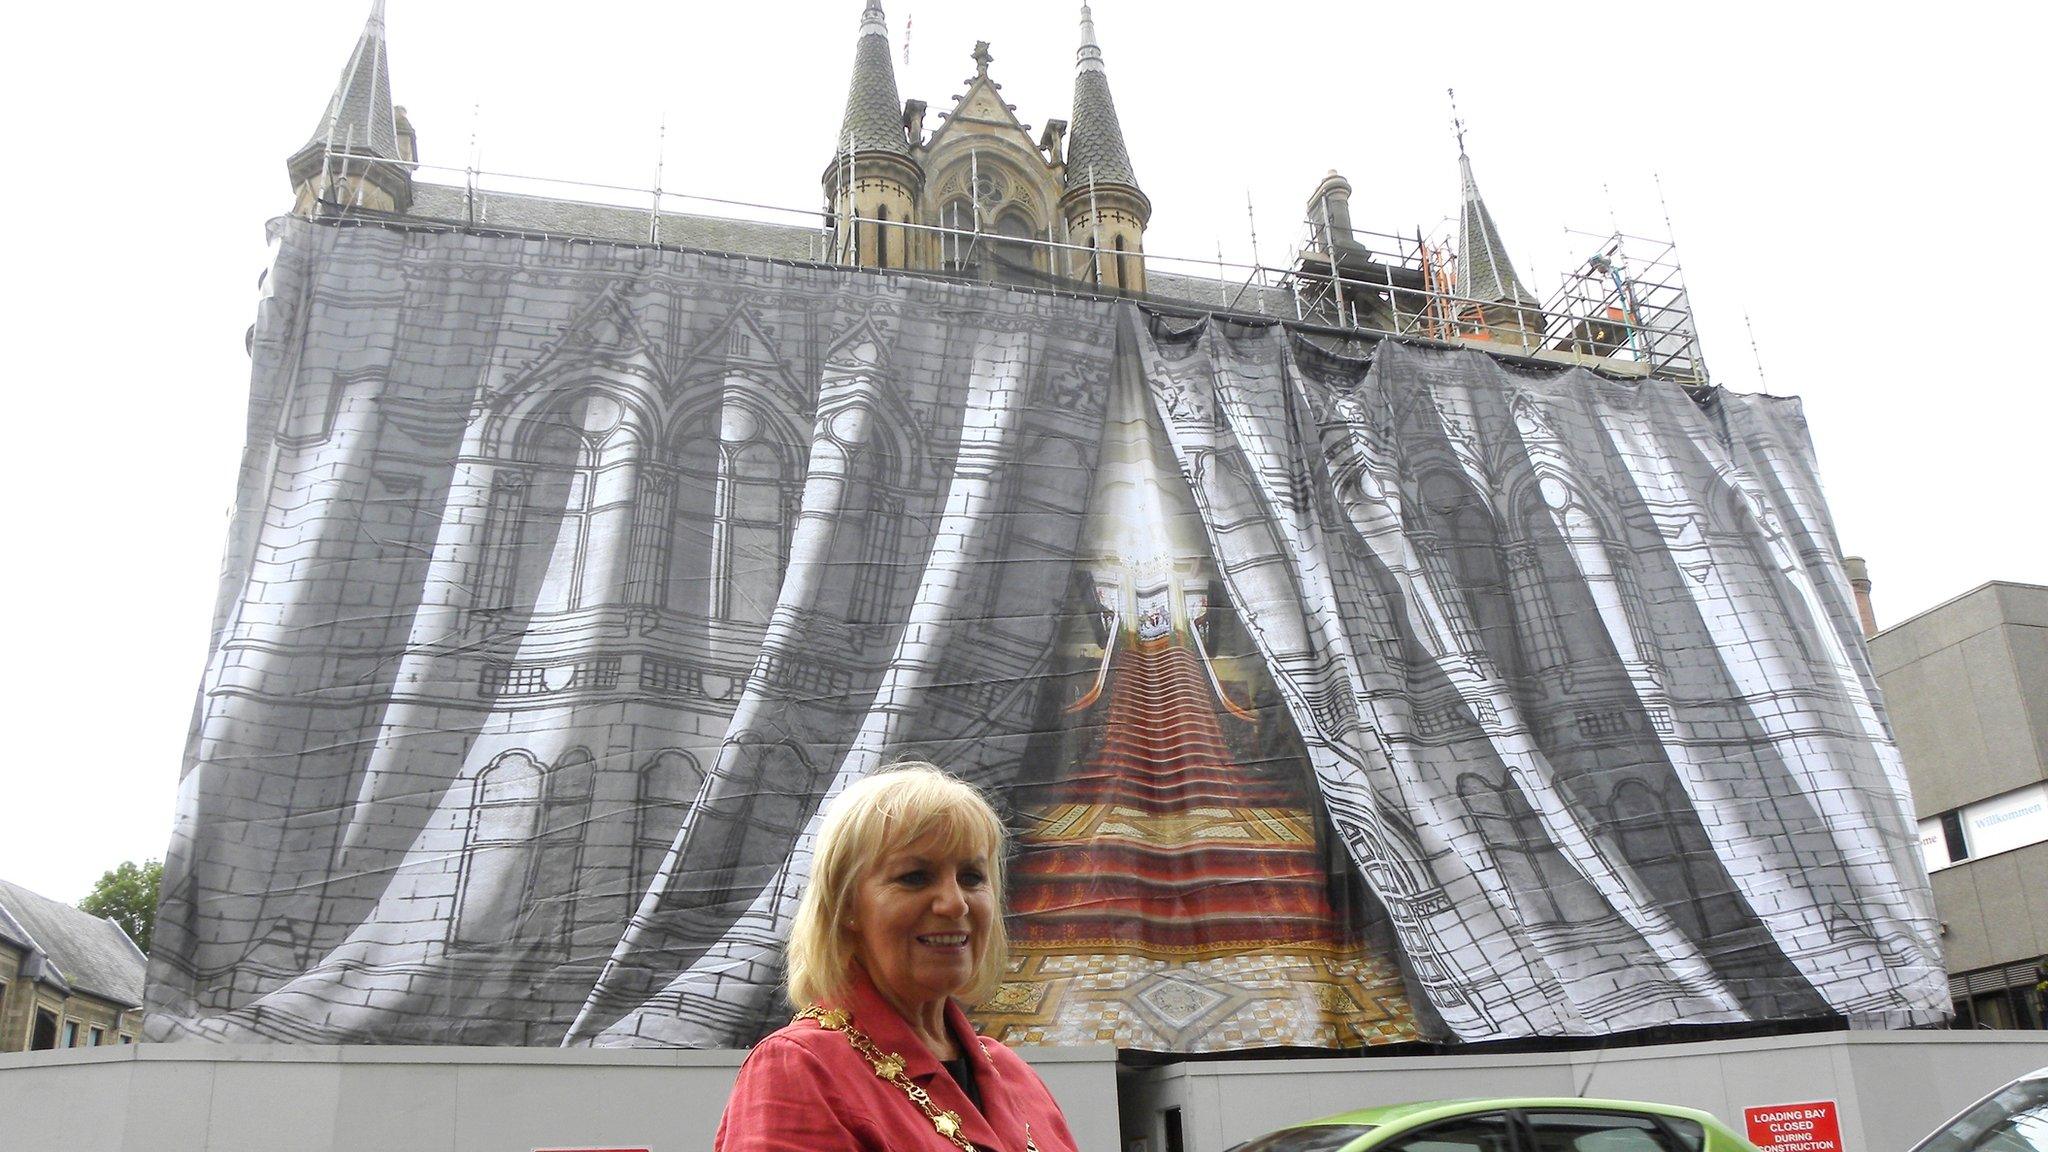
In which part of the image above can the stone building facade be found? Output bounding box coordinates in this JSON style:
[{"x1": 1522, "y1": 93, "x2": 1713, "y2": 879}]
[{"x1": 0, "y1": 879, "x2": 146, "y2": 1052}]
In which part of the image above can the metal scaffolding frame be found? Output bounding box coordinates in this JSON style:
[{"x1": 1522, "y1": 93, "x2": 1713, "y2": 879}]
[{"x1": 302, "y1": 147, "x2": 1714, "y2": 388}]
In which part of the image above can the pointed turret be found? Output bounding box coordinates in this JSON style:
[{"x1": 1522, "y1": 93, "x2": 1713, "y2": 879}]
[
  {"x1": 836, "y1": 0, "x2": 910, "y2": 158},
  {"x1": 824, "y1": 1, "x2": 922, "y2": 269},
  {"x1": 287, "y1": 0, "x2": 413, "y2": 215},
  {"x1": 1060, "y1": 5, "x2": 1150, "y2": 293},
  {"x1": 1452, "y1": 130, "x2": 1543, "y2": 342},
  {"x1": 1064, "y1": 5, "x2": 1138, "y2": 191}
]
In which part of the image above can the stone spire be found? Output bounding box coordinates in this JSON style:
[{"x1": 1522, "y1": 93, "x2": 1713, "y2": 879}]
[
  {"x1": 823, "y1": 1, "x2": 921, "y2": 269},
  {"x1": 836, "y1": 0, "x2": 910, "y2": 157},
  {"x1": 287, "y1": 0, "x2": 412, "y2": 213},
  {"x1": 1063, "y1": 4, "x2": 1138, "y2": 191},
  {"x1": 1454, "y1": 136, "x2": 1539, "y2": 311}
]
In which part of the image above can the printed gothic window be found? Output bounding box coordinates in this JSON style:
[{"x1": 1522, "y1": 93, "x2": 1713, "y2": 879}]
[
  {"x1": 1607, "y1": 777, "x2": 1748, "y2": 940},
  {"x1": 634, "y1": 750, "x2": 706, "y2": 905},
  {"x1": 626, "y1": 470, "x2": 675, "y2": 607},
  {"x1": 670, "y1": 389, "x2": 800, "y2": 625},
  {"x1": 1425, "y1": 471, "x2": 1515, "y2": 673},
  {"x1": 453, "y1": 751, "x2": 545, "y2": 946},
  {"x1": 721, "y1": 439, "x2": 789, "y2": 623},
  {"x1": 532, "y1": 396, "x2": 640, "y2": 615},
  {"x1": 668, "y1": 405, "x2": 722, "y2": 616},
  {"x1": 850, "y1": 489, "x2": 905, "y2": 623},
  {"x1": 527, "y1": 749, "x2": 595, "y2": 947},
  {"x1": 1457, "y1": 771, "x2": 1610, "y2": 928},
  {"x1": 482, "y1": 415, "x2": 581, "y2": 616}
]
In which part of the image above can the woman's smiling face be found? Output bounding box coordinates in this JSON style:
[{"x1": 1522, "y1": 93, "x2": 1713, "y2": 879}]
[{"x1": 847, "y1": 828, "x2": 995, "y2": 1015}]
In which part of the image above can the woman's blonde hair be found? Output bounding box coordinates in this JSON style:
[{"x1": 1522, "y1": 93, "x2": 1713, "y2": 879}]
[{"x1": 785, "y1": 762, "x2": 1009, "y2": 1010}]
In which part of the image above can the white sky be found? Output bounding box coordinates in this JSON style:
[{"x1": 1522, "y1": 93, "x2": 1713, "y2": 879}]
[{"x1": 2, "y1": 0, "x2": 2041, "y2": 904}]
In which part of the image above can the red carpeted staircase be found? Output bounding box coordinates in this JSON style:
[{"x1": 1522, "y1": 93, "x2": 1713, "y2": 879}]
[{"x1": 1008, "y1": 636, "x2": 1346, "y2": 953}]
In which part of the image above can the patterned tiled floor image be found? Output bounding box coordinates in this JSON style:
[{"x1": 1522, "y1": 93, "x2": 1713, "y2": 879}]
[{"x1": 982, "y1": 946, "x2": 1415, "y2": 1050}]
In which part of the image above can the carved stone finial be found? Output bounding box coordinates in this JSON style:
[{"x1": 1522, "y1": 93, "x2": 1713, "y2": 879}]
[{"x1": 972, "y1": 40, "x2": 993, "y2": 75}]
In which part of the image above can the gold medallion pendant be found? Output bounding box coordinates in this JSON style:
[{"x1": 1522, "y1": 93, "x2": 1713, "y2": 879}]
[{"x1": 795, "y1": 1005, "x2": 1040, "y2": 1152}]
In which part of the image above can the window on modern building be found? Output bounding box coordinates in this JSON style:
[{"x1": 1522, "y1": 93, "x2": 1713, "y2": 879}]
[
  {"x1": 1951, "y1": 969, "x2": 2048, "y2": 1031},
  {"x1": 1941, "y1": 809, "x2": 1971, "y2": 862}
]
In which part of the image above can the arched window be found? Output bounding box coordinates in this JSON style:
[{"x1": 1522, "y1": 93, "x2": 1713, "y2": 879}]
[
  {"x1": 875, "y1": 203, "x2": 889, "y2": 267},
  {"x1": 1456, "y1": 771, "x2": 1609, "y2": 929},
  {"x1": 667, "y1": 404, "x2": 722, "y2": 616},
  {"x1": 1606, "y1": 777, "x2": 1747, "y2": 941},
  {"x1": 634, "y1": 749, "x2": 706, "y2": 904},
  {"x1": 941, "y1": 198, "x2": 977, "y2": 274},
  {"x1": 992, "y1": 211, "x2": 1036, "y2": 280},
  {"x1": 669, "y1": 386, "x2": 800, "y2": 626},
  {"x1": 528, "y1": 749, "x2": 595, "y2": 946},
  {"x1": 453, "y1": 751, "x2": 545, "y2": 946},
  {"x1": 1114, "y1": 234, "x2": 1131, "y2": 292},
  {"x1": 722, "y1": 439, "x2": 788, "y2": 624},
  {"x1": 472, "y1": 411, "x2": 581, "y2": 622}
]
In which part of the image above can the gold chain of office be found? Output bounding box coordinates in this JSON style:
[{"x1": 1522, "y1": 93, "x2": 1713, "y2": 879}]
[{"x1": 793, "y1": 1005, "x2": 1037, "y2": 1152}]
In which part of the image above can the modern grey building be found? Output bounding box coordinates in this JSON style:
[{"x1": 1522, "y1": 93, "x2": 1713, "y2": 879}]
[{"x1": 1871, "y1": 580, "x2": 2048, "y2": 1028}]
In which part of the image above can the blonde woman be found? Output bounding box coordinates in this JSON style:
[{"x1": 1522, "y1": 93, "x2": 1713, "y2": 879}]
[{"x1": 715, "y1": 762, "x2": 1079, "y2": 1152}]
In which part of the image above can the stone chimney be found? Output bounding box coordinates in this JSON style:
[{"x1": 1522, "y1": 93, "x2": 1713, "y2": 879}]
[
  {"x1": 1310, "y1": 170, "x2": 1357, "y2": 251},
  {"x1": 1844, "y1": 556, "x2": 1878, "y2": 637}
]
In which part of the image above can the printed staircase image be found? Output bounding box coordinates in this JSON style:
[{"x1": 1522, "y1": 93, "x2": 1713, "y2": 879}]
[
  {"x1": 1009, "y1": 636, "x2": 1340, "y2": 951},
  {"x1": 983, "y1": 631, "x2": 1418, "y2": 1050}
]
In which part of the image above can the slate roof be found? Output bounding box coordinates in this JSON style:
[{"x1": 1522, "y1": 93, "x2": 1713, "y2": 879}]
[
  {"x1": 298, "y1": 0, "x2": 400, "y2": 162},
  {"x1": 1456, "y1": 151, "x2": 1539, "y2": 309},
  {"x1": 0, "y1": 878, "x2": 147, "y2": 1009},
  {"x1": 837, "y1": 0, "x2": 909, "y2": 156},
  {"x1": 1064, "y1": 6, "x2": 1139, "y2": 190},
  {"x1": 405, "y1": 188, "x2": 1302, "y2": 317},
  {"x1": 407, "y1": 184, "x2": 827, "y2": 260}
]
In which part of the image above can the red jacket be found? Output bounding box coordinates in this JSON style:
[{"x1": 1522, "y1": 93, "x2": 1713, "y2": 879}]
[{"x1": 714, "y1": 973, "x2": 1081, "y2": 1152}]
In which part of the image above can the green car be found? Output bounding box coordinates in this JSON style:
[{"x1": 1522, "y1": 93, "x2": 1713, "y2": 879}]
[{"x1": 1226, "y1": 1098, "x2": 1761, "y2": 1152}]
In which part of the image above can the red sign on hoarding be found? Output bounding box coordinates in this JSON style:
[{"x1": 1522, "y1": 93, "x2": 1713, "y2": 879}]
[{"x1": 1744, "y1": 1101, "x2": 1842, "y2": 1152}]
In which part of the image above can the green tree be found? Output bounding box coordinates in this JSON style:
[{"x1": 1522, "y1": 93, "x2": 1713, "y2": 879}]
[{"x1": 79, "y1": 859, "x2": 163, "y2": 955}]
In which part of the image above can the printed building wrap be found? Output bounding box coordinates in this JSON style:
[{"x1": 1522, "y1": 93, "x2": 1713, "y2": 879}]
[{"x1": 147, "y1": 216, "x2": 1947, "y2": 1051}]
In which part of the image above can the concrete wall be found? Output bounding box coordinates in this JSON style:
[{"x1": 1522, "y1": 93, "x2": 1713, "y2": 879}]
[
  {"x1": 7, "y1": 1034, "x2": 2048, "y2": 1152},
  {"x1": 0, "y1": 1042, "x2": 1119, "y2": 1152},
  {"x1": 1873, "y1": 582, "x2": 2047, "y2": 816},
  {"x1": 1122, "y1": 1032, "x2": 2048, "y2": 1152},
  {"x1": 1933, "y1": 839, "x2": 2048, "y2": 973},
  {"x1": 1871, "y1": 581, "x2": 2048, "y2": 983}
]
